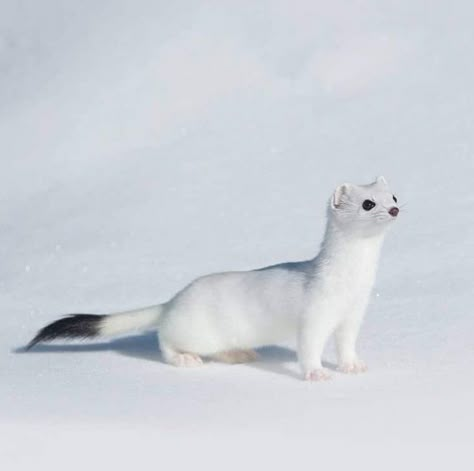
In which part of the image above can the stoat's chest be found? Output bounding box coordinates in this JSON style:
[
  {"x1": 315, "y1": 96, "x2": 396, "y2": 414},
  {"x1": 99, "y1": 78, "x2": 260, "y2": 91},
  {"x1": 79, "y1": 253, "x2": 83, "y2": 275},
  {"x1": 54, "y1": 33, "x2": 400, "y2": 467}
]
[{"x1": 315, "y1": 241, "x2": 381, "y2": 299}]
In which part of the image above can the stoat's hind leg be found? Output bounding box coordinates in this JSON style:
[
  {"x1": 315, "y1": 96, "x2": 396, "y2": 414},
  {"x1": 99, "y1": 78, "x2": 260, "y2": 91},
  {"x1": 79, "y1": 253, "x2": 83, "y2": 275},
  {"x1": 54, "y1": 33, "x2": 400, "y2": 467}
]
[
  {"x1": 211, "y1": 349, "x2": 258, "y2": 364},
  {"x1": 161, "y1": 343, "x2": 204, "y2": 367}
]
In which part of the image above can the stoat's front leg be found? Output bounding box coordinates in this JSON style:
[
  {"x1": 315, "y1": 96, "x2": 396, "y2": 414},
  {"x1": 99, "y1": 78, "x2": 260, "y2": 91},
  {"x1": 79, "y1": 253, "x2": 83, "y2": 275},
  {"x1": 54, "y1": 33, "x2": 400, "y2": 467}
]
[
  {"x1": 298, "y1": 302, "x2": 339, "y2": 381},
  {"x1": 335, "y1": 311, "x2": 368, "y2": 374}
]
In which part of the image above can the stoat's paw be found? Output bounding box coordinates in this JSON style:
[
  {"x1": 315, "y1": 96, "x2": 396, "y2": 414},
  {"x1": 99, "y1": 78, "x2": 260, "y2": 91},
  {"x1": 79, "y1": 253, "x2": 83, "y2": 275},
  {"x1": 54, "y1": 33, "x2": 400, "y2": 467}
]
[
  {"x1": 235, "y1": 349, "x2": 258, "y2": 363},
  {"x1": 213, "y1": 349, "x2": 258, "y2": 364},
  {"x1": 304, "y1": 368, "x2": 332, "y2": 382},
  {"x1": 338, "y1": 360, "x2": 367, "y2": 374},
  {"x1": 172, "y1": 353, "x2": 204, "y2": 367}
]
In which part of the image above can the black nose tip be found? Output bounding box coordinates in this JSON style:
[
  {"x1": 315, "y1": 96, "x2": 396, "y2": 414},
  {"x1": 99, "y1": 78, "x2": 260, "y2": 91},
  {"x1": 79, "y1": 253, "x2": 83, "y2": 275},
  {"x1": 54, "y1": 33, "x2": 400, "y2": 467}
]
[{"x1": 389, "y1": 207, "x2": 399, "y2": 217}]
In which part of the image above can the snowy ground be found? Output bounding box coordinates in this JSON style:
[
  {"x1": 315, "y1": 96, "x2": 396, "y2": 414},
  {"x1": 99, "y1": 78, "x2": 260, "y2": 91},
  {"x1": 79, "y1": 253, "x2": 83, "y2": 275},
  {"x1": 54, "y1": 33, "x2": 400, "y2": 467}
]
[{"x1": 2, "y1": 1, "x2": 474, "y2": 469}]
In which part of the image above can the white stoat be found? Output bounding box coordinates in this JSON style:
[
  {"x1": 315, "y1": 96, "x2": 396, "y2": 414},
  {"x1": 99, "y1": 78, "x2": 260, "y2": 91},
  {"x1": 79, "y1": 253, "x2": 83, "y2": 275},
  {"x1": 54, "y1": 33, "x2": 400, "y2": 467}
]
[{"x1": 27, "y1": 176, "x2": 400, "y2": 381}]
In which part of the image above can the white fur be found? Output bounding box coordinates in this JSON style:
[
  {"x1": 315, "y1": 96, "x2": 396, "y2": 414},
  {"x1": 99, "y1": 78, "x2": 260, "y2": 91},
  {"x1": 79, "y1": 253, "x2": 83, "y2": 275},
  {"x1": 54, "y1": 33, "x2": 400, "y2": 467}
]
[
  {"x1": 100, "y1": 305, "x2": 162, "y2": 336},
  {"x1": 100, "y1": 177, "x2": 399, "y2": 380}
]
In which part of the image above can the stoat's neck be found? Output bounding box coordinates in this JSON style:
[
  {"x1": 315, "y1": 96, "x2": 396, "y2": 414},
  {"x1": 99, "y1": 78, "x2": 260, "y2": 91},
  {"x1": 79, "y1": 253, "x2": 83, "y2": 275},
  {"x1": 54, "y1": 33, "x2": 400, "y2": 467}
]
[{"x1": 312, "y1": 219, "x2": 386, "y2": 275}]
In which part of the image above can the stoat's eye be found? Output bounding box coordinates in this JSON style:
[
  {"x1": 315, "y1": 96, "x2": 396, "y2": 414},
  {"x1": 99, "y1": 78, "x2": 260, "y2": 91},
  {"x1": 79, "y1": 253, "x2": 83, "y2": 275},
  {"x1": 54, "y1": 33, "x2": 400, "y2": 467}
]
[
  {"x1": 362, "y1": 200, "x2": 376, "y2": 211},
  {"x1": 393, "y1": 195, "x2": 398, "y2": 203}
]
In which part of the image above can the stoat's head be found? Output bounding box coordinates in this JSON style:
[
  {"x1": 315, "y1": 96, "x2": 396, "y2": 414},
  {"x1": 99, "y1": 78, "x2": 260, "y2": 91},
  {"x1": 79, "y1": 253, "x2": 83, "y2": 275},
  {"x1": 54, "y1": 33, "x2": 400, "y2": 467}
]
[{"x1": 329, "y1": 176, "x2": 399, "y2": 236}]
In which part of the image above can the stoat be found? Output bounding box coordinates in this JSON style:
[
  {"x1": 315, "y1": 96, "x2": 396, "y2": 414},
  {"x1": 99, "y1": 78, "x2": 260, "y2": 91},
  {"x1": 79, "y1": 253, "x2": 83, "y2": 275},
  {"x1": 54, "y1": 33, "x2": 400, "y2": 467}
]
[{"x1": 27, "y1": 176, "x2": 399, "y2": 381}]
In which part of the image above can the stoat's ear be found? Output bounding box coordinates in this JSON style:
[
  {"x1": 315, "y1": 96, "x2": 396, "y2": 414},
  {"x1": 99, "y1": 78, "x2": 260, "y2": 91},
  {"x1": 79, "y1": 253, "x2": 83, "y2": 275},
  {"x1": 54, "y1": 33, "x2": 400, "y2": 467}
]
[
  {"x1": 331, "y1": 183, "x2": 350, "y2": 209},
  {"x1": 376, "y1": 175, "x2": 388, "y2": 185}
]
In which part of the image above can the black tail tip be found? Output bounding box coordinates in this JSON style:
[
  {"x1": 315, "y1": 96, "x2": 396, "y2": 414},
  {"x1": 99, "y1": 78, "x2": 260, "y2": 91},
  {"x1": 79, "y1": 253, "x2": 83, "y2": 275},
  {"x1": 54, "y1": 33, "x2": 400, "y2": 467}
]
[{"x1": 26, "y1": 314, "x2": 106, "y2": 350}]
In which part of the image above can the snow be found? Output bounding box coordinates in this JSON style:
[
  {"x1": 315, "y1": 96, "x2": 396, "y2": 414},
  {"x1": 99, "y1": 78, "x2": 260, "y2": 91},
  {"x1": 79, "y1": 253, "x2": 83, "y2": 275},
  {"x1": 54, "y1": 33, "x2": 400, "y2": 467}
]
[{"x1": 1, "y1": 1, "x2": 474, "y2": 469}]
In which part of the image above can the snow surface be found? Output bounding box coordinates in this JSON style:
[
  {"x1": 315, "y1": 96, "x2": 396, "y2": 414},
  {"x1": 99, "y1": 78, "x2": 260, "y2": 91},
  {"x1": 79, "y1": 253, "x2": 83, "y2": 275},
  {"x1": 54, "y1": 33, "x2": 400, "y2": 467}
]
[{"x1": 2, "y1": 1, "x2": 474, "y2": 469}]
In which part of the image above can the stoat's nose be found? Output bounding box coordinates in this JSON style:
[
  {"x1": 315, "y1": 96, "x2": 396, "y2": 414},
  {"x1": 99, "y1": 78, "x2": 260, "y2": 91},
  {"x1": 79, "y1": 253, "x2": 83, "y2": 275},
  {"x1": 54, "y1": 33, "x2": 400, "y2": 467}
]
[{"x1": 389, "y1": 207, "x2": 399, "y2": 217}]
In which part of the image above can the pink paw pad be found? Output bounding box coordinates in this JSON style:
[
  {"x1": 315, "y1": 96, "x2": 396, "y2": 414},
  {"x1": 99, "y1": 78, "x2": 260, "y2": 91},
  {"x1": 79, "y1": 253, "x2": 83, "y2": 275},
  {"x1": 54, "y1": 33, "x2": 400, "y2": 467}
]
[
  {"x1": 173, "y1": 353, "x2": 204, "y2": 367},
  {"x1": 304, "y1": 368, "x2": 332, "y2": 381},
  {"x1": 338, "y1": 361, "x2": 368, "y2": 374}
]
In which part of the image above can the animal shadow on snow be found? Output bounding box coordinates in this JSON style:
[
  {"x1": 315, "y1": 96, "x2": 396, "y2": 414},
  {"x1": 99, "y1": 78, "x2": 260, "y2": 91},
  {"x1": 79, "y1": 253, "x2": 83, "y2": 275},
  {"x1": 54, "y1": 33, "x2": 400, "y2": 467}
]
[
  {"x1": 16, "y1": 334, "x2": 336, "y2": 379},
  {"x1": 16, "y1": 332, "x2": 162, "y2": 363}
]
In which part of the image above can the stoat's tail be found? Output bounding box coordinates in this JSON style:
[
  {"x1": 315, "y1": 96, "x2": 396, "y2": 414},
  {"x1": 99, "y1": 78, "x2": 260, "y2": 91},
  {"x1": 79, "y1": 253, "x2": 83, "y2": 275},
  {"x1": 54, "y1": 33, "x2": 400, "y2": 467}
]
[{"x1": 26, "y1": 305, "x2": 163, "y2": 350}]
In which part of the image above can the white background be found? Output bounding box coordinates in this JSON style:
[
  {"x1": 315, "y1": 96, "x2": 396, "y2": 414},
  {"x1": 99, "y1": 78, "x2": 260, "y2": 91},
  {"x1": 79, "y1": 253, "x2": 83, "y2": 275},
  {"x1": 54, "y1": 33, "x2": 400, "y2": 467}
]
[{"x1": 1, "y1": 1, "x2": 473, "y2": 469}]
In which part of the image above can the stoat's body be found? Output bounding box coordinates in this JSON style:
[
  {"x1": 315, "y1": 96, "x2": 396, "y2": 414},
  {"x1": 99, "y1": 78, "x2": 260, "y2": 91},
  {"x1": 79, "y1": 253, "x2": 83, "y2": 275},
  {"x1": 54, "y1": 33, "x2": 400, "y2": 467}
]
[{"x1": 27, "y1": 177, "x2": 399, "y2": 381}]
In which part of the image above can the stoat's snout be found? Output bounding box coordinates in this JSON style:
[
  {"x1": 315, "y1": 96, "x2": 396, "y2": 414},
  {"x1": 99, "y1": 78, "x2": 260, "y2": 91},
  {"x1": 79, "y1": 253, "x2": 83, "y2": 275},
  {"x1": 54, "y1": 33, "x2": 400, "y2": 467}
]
[{"x1": 388, "y1": 207, "x2": 399, "y2": 217}]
